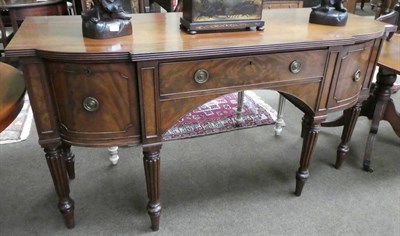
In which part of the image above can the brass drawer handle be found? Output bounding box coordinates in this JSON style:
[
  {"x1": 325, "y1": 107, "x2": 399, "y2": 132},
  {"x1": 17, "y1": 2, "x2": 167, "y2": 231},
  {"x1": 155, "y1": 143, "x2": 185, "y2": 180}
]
[
  {"x1": 289, "y1": 60, "x2": 302, "y2": 74},
  {"x1": 194, "y1": 69, "x2": 209, "y2": 84},
  {"x1": 353, "y1": 69, "x2": 361, "y2": 82},
  {"x1": 83, "y1": 97, "x2": 99, "y2": 112}
]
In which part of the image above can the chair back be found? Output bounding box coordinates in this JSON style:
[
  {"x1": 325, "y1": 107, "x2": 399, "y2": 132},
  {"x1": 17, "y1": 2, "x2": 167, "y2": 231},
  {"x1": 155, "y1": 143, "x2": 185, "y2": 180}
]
[
  {"x1": 0, "y1": 14, "x2": 13, "y2": 53},
  {"x1": 376, "y1": 0, "x2": 400, "y2": 40}
]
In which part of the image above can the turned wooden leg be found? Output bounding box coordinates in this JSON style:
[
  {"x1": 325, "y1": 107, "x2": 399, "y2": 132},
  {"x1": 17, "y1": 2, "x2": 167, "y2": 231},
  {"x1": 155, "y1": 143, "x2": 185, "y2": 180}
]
[
  {"x1": 108, "y1": 146, "x2": 119, "y2": 165},
  {"x1": 335, "y1": 102, "x2": 362, "y2": 169},
  {"x1": 143, "y1": 144, "x2": 162, "y2": 231},
  {"x1": 362, "y1": 98, "x2": 386, "y2": 172},
  {"x1": 44, "y1": 144, "x2": 75, "y2": 228},
  {"x1": 235, "y1": 91, "x2": 245, "y2": 122},
  {"x1": 363, "y1": 69, "x2": 398, "y2": 172},
  {"x1": 295, "y1": 114, "x2": 323, "y2": 196},
  {"x1": 61, "y1": 143, "x2": 75, "y2": 180},
  {"x1": 274, "y1": 94, "x2": 286, "y2": 136}
]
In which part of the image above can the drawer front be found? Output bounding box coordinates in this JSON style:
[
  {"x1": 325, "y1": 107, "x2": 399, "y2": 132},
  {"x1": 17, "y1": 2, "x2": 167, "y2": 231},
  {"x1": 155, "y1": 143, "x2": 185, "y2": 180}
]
[
  {"x1": 46, "y1": 61, "x2": 141, "y2": 142},
  {"x1": 159, "y1": 50, "x2": 328, "y2": 96},
  {"x1": 328, "y1": 41, "x2": 374, "y2": 109}
]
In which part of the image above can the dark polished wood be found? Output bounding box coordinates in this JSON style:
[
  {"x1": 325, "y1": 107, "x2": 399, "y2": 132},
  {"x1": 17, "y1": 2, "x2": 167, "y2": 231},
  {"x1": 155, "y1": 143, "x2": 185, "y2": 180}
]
[
  {"x1": 5, "y1": 9, "x2": 389, "y2": 231},
  {"x1": 295, "y1": 114, "x2": 324, "y2": 196},
  {"x1": 361, "y1": 34, "x2": 400, "y2": 172},
  {"x1": 44, "y1": 142, "x2": 75, "y2": 229},
  {"x1": 62, "y1": 142, "x2": 75, "y2": 179},
  {"x1": 0, "y1": 0, "x2": 68, "y2": 32},
  {"x1": 323, "y1": 34, "x2": 399, "y2": 171},
  {"x1": 143, "y1": 144, "x2": 162, "y2": 231},
  {"x1": 335, "y1": 102, "x2": 363, "y2": 168},
  {"x1": 0, "y1": 62, "x2": 26, "y2": 132}
]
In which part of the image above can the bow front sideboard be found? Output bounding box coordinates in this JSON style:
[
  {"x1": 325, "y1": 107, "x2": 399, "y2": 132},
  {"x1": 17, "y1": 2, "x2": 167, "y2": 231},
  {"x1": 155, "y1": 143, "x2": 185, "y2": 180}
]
[{"x1": 5, "y1": 9, "x2": 390, "y2": 231}]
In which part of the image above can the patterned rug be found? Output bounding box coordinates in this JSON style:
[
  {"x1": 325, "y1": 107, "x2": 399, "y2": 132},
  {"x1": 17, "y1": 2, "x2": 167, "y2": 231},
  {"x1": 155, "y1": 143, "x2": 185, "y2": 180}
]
[
  {"x1": 0, "y1": 95, "x2": 33, "y2": 144},
  {"x1": 163, "y1": 91, "x2": 277, "y2": 141}
]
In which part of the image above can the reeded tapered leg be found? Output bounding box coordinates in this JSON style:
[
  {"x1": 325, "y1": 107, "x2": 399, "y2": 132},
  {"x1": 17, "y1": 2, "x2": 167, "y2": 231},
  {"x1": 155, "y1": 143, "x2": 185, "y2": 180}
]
[
  {"x1": 363, "y1": 69, "x2": 398, "y2": 172},
  {"x1": 295, "y1": 114, "x2": 323, "y2": 196},
  {"x1": 143, "y1": 144, "x2": 162, "y2": 231},
  {"x1": 44, "y1": 144, "x2": 75, "y2": 228},
  {"x1": 61, "y1": 143, "x2": 75, "y2": 179},
  {"x1": 335, "y1": 102, "x2": 363, "y2": 169}
]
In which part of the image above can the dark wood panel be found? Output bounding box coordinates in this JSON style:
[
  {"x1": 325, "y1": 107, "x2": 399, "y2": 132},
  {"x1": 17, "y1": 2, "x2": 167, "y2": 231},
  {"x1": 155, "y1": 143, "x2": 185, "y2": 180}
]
[
  {"x1": 328, "y1": 40, "x2": 374, "y2": 109},
  {"x1": 159, "y1": 50, "x2": 328, "y2": 97},
  {"x1": 46, "y1": 61, "x2": 141, "y2": 144}
]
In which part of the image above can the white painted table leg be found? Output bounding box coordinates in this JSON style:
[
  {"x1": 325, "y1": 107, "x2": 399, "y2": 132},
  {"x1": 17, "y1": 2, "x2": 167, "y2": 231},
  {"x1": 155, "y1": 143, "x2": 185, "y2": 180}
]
[
  {"x1": 274, "y1": 94, "x2": 286, "y2": 136},
  {"x1": 108, "y1": 146, "x2": 119, "y2": 165}
]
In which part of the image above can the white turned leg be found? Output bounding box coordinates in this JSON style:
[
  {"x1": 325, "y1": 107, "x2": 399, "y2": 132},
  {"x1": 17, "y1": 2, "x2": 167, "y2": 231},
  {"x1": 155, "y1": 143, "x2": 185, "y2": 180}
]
[
  {"x1": 235, "y1": 91, "x2": 245, "y2": 122},
  {"x1": 108, "y1": 146, "x2": 119, "y2": 165},
  {"x1": 274, "y1": 94, "x2": 286, "y2": 136}
]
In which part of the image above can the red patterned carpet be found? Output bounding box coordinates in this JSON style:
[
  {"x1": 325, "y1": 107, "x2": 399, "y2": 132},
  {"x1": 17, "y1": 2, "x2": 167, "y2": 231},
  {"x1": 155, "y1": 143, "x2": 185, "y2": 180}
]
[{"x1": 163, "y1": 91, "x2": 277, "y2": 141}]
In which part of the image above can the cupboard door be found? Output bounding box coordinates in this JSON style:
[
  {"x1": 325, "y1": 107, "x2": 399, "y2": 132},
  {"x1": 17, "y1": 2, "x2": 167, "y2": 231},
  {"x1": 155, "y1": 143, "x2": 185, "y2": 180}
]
[
  {"x1": 46, "y1": 61, "x2": 141, "y2": 145},
  {"x1": 328, "y1": 41, "x2": 374, "y2": 109}
]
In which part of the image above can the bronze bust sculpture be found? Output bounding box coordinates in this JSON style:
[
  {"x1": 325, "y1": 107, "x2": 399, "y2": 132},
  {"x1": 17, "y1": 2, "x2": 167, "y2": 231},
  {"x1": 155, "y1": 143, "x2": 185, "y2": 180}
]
[
  {"x1": 309, "y1": 0, "x2": 348, "y2": 26},
  {"x1": 81, "y1": 0, "x2": 132, "y2": 39}
]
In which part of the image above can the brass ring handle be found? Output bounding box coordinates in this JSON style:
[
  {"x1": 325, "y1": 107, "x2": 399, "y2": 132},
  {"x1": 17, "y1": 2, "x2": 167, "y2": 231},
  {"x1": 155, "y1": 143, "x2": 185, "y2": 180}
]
[
  {"x1": 289, "y1": 60, "x2": 302, "y2": 74},
  {"x1": 83, "y1": 97, "x2": 99, "y2": 112},
  {"x1": 194, "y1": 69, "x2": 209, "y2": 84},
  {"x1": 353, "y1": 69, "x2": 361, "y2": 82}
]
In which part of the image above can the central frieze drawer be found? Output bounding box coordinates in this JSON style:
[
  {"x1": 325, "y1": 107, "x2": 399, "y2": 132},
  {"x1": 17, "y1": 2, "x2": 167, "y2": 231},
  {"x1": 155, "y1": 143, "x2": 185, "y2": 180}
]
[{"x1": 159, "y1": 50, "x2": 328, "y2": 95}]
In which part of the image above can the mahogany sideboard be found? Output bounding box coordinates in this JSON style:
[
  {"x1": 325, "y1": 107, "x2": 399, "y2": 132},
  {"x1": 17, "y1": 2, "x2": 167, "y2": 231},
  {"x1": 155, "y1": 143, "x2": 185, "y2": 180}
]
[{"x1": 5, "y1": 9, "x2": 390, "y2": 231}]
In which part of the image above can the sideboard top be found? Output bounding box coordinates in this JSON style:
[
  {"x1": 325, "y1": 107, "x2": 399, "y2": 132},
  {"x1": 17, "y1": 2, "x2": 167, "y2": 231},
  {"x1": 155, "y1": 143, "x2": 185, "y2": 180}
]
[{"x1": 6, "y1": 9, "x2": 390, "y2": 60}]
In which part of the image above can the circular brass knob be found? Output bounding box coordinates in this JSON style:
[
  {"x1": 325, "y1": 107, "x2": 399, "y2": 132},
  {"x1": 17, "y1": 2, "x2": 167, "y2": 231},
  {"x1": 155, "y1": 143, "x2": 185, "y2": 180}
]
[
  {"x1": 194, "y1": 69, "x2": 209, "y2": 84},
  {"x1": 353, "y1": 69, "x2": 361, "y2": 82},
  {"x1": 289, "y1": 60, "x2": 302, "y2": 74},
  {"x1": 83, "y1": 97, "x2": 99, "y2": 112}
]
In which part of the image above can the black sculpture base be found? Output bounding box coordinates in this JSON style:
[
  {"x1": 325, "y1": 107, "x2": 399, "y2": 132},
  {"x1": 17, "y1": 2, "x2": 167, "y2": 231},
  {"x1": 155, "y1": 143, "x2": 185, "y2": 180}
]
[
  {"x1": 180, "y1": 17, "x2": 265, "y2": 34},
  {"x1": 309, "y1": 7, "x2": 348, "y2": 26},
  {"x1": 82, "y1": 19, "x2": 132, "y2": 39}
]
